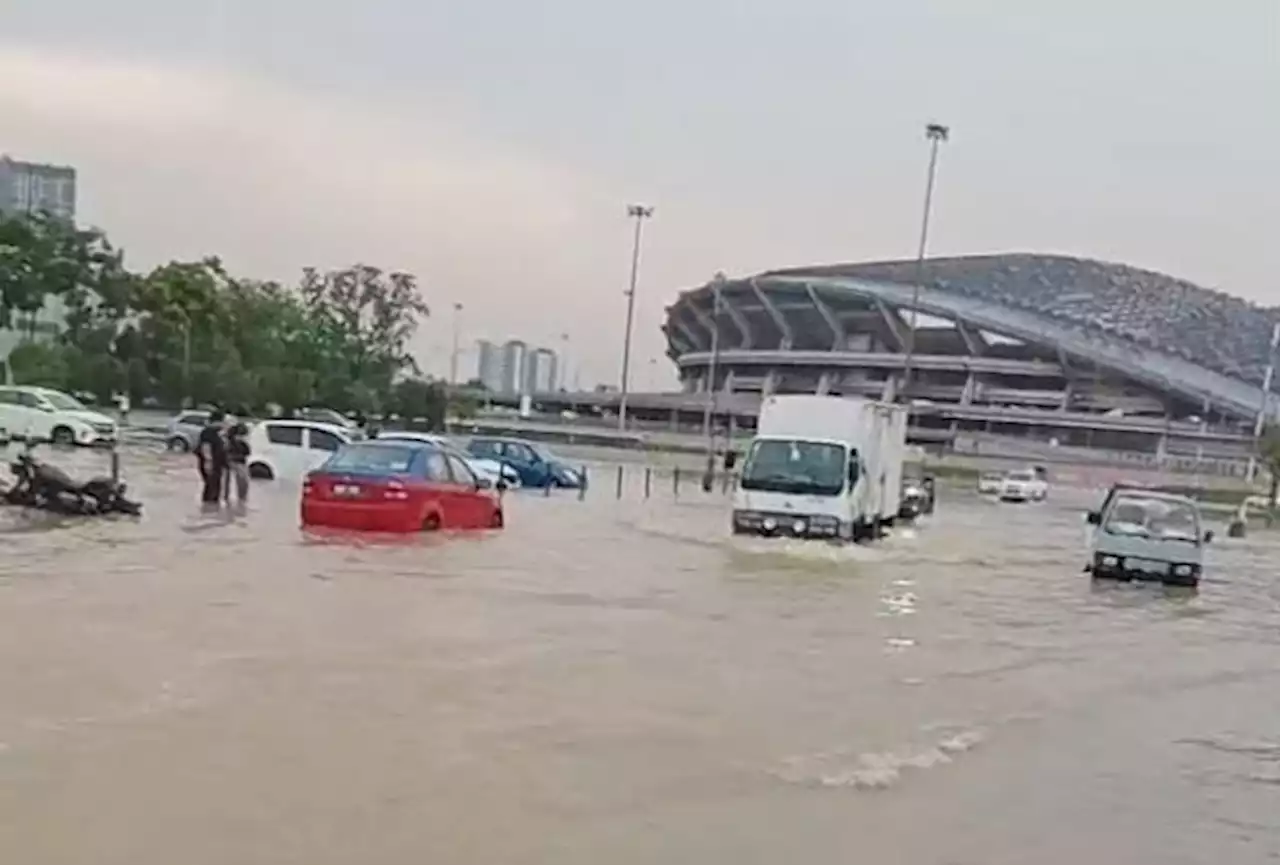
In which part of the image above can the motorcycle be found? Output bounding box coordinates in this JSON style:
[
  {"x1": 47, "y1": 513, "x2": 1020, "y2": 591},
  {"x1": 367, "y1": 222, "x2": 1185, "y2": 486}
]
[{"x1": 3, "y1": 443, "x2": 143, "y2": 516}]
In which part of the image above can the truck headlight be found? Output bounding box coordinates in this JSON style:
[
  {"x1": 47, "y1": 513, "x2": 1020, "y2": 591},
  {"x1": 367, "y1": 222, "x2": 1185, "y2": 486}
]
[
  {"x1": 762, "y1": 517, "x2": 777, "y2": 531},
  {"x1": 791, "y1": 519, "x2": 807, "y2": 535},
  {"x1": 1173, "y1": 564, "x2": 1193, "y2": 577},
  {"x1": 1100, "y1": 555, "x2": 1119, "y2": 567}
]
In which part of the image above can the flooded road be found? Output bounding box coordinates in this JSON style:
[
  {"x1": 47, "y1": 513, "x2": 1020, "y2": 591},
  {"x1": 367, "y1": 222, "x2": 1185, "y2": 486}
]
[{"x1": 1, "y1": 444, "x2": 1278, "y2": 864}]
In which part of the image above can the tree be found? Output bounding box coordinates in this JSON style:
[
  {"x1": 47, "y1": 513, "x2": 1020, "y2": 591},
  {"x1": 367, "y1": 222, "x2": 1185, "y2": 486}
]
[
  {"x1": 7, "y1": 341, "x2": 71, "y2": 389},
  {"x1": 0, "y1": 213, "x2": 434, "y2": 416},
  {"x1": 0, "y1": 212, "x2": 128, "y2": 336}
]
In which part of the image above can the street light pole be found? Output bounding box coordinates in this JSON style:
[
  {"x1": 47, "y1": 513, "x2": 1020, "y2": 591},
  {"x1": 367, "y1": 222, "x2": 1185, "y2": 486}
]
[
  {"x1": 900, "y1": 122, "x2": 950, "y2": 405},
  {"x1": 1248, "y1": 321, "x2": 1280, "y2": 484},
  {"x1": 618, "y1": 203, "x2": 654, "y2": 430},
  {"x1": 701, "y1": 273, "x2": 726, "y2": 490},
  {"x1": 559, "y1": 332, "x2": 570, "y2": 392},
  {"x1": 449, "y1": 302, "x2": 463, "y2": 386}
]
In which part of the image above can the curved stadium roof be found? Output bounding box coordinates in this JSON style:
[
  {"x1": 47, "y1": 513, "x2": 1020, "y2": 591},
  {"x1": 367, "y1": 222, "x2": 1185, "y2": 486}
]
[{"x1": 767, "y1": 254, "x2": 1280, "y2": 388}]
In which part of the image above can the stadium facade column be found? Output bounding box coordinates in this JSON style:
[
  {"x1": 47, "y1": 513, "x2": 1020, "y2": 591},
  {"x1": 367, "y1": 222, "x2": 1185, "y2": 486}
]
[
  {"x1": 750, "y1": 279, "x2": 793, "y2": 350},
  {"x1": 803, "y1": 282, "x2": 846, "y2": 350},
  {"x1": 960, "y1": 373, "x2": 975, "y2": 406},
  {"x1": 816, "y1": 372, "x2": 833, "y2": 395}
]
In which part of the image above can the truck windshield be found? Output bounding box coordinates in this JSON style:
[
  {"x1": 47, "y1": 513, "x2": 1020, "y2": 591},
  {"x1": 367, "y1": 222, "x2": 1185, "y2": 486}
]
[
  {"x1": 739, "y1": 440, "x2": 848, "y2": 497},
  {"x1": 1104, "y1": 495, "x2": 1200, "y2": 542}
]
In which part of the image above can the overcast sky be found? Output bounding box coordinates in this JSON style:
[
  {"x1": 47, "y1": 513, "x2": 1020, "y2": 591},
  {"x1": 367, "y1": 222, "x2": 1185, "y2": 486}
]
[{"x1": 2, "y1": 1, "x2": 1277, "y2": 385}]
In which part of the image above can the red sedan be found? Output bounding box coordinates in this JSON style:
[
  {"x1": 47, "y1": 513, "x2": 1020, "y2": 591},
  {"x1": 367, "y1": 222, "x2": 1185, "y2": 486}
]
[{"x1": 301, "y1": 440, "x2": 505, "y2": 533}]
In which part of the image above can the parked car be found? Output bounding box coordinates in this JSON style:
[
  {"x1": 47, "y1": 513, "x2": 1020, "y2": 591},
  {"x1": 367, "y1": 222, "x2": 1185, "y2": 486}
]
[
  {"x1": 372, "y1": 431, "x2": 520, "y2": 489},
  {"x1": 297, "y1": 407, "x2": 363, "y2": 437},
  {"x1": 0, "y1": 386, "x2": 118, "y2": 446},
  {"x1": 465, "y1": 437, "x2": 584, "y2": 489},
  {"x1": 1086, "y1": 486, "x2": 1211, "y2": 587},
  {"x1": 165, "y1": 410, "x2": 211, "y2": 452},
  {"x1": 999, "y1": 467, "x2": 1048, "y2": 502},
  {"x1": 246, "y1": 420, "x2": 353, "y2": 481},
  {"x1": 301, "y1": 439, "x2": 504, "y2": 532},
  {"x1": 977, "y1": 471, "x2": 1004, "y2": 495}
]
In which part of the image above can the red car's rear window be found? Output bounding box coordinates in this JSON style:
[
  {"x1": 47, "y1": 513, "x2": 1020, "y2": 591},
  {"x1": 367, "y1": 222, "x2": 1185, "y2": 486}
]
[{"x1": 324, "y1": 444, "x2": 418, "y2": 474}]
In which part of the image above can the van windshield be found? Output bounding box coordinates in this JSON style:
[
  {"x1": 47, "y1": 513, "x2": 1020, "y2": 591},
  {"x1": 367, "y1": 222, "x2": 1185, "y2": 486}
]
[
  {"x1": 1104, "y1": 495, "x2": 1201, "y2": 542},
  {"x1": 739, "y1": 439, "x2": 849, "y2": 497}
]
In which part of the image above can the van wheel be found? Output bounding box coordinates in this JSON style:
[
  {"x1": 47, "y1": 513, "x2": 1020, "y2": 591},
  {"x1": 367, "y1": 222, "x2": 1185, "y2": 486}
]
[
  {"x1": 51, "y1": 426, "x2": 75, "y2": 446},
  {"x1": 247, "y1": 462, "x2": 273, "y2": 480},
  {"x1": 167, "y1": 436, "x2": 190, "y2": 453},
  {"x1": 421, "y1": 513, "x2": 442, "y2": 532}
]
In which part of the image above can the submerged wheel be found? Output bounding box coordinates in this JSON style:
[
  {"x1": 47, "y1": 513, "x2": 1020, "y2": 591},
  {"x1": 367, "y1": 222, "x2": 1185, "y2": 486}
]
[
  {"x1": 421, "y1": 512, "x2": 441, "y2": 532},
  {"x1": 490, "y1": 509, "x2": 504, "y2": 529},
  {"x1": 51, "y1": 426, "x2": 75, "y2": 446},
  {"x1": 167, "y1": 436, "x2": 190, "y2": 453},
  {"x1": 247, "y1": 462, "x2": 274, "y2": 480}
]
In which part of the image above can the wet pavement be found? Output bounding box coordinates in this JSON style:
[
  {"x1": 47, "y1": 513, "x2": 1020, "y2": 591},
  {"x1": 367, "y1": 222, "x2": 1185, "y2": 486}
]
[{"x1": 0, "y1": 442, "x2": 1278, "y2": 864}]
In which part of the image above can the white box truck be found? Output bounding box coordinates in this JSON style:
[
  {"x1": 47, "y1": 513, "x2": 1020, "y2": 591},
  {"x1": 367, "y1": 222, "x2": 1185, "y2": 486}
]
[{"x1": 731, "y1": 394, "x2": 909, "y2": 542}]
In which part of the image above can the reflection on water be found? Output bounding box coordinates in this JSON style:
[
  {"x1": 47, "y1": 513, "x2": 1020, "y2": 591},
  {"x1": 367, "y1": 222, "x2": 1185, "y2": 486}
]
[{"x1": 1, "y1": 443, "x2": 1278, "y2": 864}]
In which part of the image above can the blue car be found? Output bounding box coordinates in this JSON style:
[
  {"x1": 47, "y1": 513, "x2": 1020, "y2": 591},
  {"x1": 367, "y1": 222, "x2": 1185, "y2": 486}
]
[{"x1": 465, "y1": 437, "x2": 584, "y2": 489}]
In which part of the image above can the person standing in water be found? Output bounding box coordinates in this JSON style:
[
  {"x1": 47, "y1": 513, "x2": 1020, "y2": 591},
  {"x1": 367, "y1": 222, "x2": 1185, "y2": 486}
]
[
  {"x1": 224, "y1": 422, "x2": 251, "y2": 505},
  {"x1": 196, "y1": 410, "x2": 228, "y2": 505}
]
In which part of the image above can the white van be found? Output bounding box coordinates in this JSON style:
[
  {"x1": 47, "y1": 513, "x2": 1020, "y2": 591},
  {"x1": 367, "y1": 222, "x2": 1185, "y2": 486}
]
[
  {"x1": 245, "y1": 420, "x2": 353, "y2": 481},
  {"x1": 1086, "y1": 486, "x2": 1211, "y2": 588},
  {"x1": 0, "y1": 385, "x2": 118, "y2": 446},
  {"x1": 731, "y1": 395, "x2": 908, "y2": 543}
]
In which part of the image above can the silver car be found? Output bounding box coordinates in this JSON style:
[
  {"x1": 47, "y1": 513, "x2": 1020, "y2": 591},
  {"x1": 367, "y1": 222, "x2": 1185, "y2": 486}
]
[{"x1": 165, "y1": 410, "x2": 210, "y2": 452}]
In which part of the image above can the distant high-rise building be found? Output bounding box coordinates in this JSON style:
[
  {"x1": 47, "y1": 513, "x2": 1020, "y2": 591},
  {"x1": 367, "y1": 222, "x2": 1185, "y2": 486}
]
[
  {"x1": 0, "y1": 155, "x2": 77, "y2": 221},
  {"x1": 500, "y1": 340, "x2": 528, "y2": 394},
  {"x1": 475, "y1": 340, "x2": 503, "y2": 391},
  {"x1": 526, "y1": 347, "x2": 558, "y2": 393}
]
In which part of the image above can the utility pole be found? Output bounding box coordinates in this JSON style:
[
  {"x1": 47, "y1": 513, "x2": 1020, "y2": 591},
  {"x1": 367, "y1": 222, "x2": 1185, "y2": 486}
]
[
  {"x1": 618, "y1": 203, "x2": 654, "y2": 430},
  {"x1": 900, "y1": 122, "x2": 950, "y2": 405},
  {"x1": 449, "y1": 302, "x2": 463, "y2": 385},
  {"x1": 1247, "y1": 321, "x2": 1280, "y2": 483},
  {"x1": 701, "y1": 273, "x2": 726, "y2": 491}
]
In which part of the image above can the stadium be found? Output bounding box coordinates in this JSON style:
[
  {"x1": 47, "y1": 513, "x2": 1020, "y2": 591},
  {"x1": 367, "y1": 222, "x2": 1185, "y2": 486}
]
[{"x1": 660, "y1": 254, "x2": 1280, "y2": 466}]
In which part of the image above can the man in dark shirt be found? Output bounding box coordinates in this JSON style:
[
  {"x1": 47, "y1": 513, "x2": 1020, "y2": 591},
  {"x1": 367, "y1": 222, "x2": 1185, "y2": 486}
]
[{"x1": 196, "y1": 410, "x2": 229, "y2": 505}]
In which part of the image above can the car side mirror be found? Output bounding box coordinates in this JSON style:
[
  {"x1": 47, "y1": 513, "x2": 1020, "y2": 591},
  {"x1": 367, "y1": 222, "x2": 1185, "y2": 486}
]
[
  {"x1": 1086, "y1": 511, "x2": 1100, "y2": 525},
  {"x1": 1203, "y1": 530, "x2": 1214, "y2": 544}
]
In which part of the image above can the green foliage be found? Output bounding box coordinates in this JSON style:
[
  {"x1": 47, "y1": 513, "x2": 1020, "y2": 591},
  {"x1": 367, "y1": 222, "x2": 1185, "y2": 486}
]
[{"x1": 0, "y1": 212, "x2": 436, "y2": 415}]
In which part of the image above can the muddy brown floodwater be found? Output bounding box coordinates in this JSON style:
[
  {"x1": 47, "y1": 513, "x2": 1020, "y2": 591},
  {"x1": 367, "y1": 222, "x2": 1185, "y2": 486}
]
[{"x1": 0, "y1": 442, "x2": 1278, "y2": 864}]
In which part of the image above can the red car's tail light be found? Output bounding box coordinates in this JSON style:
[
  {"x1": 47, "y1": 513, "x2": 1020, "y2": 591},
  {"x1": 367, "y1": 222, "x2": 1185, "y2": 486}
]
[{"x1": 382, "y1": 479, "x2": 409, "y2": 501}]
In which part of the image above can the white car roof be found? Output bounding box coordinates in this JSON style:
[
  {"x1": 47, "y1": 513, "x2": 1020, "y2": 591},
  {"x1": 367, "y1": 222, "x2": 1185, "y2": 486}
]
[
  {"x1": 255, "y1": 419, "x2": 352, "y2": 436},
  {"x1": 376, "y1": 431, "x2": 447, "y2": 443}
]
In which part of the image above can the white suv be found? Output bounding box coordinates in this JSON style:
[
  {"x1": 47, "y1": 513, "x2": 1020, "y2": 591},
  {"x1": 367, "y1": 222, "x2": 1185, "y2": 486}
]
[{"x1": 0, "y1": 386, "x2": 119, "y2": 446}]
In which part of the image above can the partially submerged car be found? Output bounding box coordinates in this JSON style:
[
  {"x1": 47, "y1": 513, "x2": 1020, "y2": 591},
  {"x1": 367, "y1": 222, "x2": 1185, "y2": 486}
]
[
  {"x1": 977, "y1": 471, "x2": 1004, "y2": 495},
  {"x1": 899, "y1": 474, "x2": 937, "y2": 520},
  {"x1": 999, "y1": 467, "x2": 1048, "y2": 502},
  {"x1": 1085, "y1": 486, "x2": 1212, "y2": 587},
  {"x1": 302, "y1": 439, "x2": 504, "y2": 533}
]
